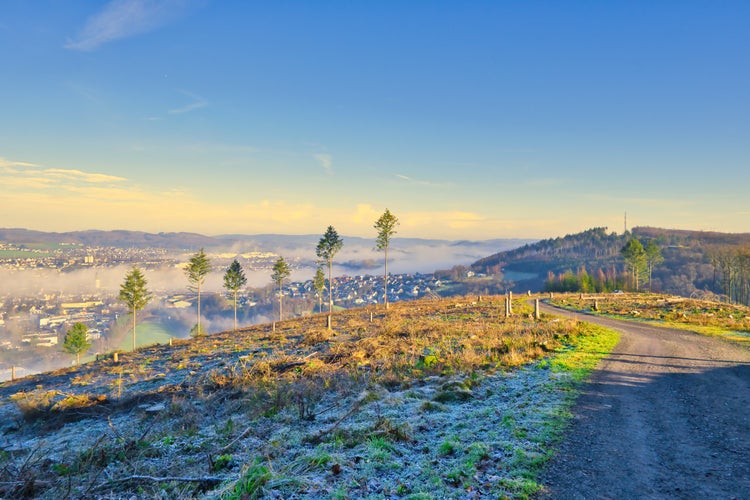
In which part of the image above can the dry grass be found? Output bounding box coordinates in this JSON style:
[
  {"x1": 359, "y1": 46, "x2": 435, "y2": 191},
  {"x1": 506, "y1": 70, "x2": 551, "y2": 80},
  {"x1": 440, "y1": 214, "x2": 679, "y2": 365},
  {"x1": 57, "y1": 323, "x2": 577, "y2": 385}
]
[
  {"x1": 0, "y1": 294, "x2": 594, "y2": 499},
  {"x1": 551, "y1": 292, "x2": 750, "y2": 343}
]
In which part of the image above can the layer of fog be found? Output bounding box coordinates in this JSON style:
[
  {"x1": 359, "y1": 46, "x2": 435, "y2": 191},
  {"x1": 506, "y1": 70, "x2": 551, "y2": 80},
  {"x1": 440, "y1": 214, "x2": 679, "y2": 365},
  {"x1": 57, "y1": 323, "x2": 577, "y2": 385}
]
[{"x1": 1, "y1": 239, "x2": 530, "y2": 297}]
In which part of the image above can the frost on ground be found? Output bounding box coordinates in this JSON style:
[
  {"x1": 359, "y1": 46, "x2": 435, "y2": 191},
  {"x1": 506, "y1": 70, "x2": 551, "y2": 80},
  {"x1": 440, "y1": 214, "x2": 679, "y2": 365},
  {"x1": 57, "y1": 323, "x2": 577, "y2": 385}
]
[
  {"x1": 229, "y1": 365, "x2": 573, "y2": 499},
  {"x1": 0, "y1": 297, "x2": 601, "y2": 499}
]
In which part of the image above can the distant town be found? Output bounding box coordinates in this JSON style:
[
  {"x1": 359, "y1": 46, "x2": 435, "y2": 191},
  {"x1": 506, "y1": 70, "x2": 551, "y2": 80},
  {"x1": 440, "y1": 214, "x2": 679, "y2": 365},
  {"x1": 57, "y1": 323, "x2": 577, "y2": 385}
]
[{"x1": 0, "y1": 241, "x2": 458, "y2": 380}]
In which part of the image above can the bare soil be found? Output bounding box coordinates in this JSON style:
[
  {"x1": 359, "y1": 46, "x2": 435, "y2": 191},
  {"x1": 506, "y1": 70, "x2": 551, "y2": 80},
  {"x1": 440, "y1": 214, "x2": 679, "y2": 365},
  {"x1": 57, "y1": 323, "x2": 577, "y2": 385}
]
[{"x1": 538, "y1": 303, "x2": 750, "y2": 499}]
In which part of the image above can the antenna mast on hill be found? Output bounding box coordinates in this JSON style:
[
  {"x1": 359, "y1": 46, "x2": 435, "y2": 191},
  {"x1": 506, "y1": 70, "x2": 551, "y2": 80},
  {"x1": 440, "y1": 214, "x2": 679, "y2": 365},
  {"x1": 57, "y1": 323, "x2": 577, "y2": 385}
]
[{"x1": 624, "y1": 212, "x2": 628, "y2": 233}]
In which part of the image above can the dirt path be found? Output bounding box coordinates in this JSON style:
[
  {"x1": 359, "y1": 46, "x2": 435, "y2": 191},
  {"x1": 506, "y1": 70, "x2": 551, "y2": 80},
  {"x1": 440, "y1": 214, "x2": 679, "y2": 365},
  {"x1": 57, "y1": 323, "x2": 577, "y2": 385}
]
[{"x1": 538, "y1": 303, "x2": 750, "y2": 499}]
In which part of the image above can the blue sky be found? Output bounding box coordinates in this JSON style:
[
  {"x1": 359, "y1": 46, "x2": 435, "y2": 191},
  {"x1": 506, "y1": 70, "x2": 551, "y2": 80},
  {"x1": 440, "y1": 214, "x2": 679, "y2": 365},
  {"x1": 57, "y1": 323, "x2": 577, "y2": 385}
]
[{"x1": 1, "y1": 1, "x2": 748, "y2": 239}]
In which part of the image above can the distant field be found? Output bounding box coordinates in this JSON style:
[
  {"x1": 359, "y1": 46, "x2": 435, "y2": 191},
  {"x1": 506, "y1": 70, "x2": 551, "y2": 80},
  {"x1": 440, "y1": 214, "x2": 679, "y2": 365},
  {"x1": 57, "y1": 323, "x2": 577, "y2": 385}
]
[
  {"x1": 115, "y1": 322, "x2": 173, "y2": 351},
  {"x1": 25, "y1": 242, "x2": 70, "y2": 250},
  {"x1": 0, "y1": 249, "x2": 51, "y2": 258}
]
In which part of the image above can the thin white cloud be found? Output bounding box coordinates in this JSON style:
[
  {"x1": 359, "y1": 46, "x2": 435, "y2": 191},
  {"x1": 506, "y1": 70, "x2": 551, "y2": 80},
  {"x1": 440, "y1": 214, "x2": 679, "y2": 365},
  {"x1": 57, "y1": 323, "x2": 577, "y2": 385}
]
[
  {"x1": 0, "y1": 157, "x2": 40, "y2": 168},
  {"x1": 0, "y1": 158, "x2": 128, "y2": 196},
  {"x1": 314, "y1": 154, "x2": 333, "y2": 175},
  {"x1": 395, "y1": 173, "x2": 451, "y2": 188},
  {"x1": 65, "y1": 0, "x2": 199, "y2": 51},
  {"x1": 168, "y1": 90, "x2": 208, "y2": 114},
  {"x1": 44, "y1": 168, "x2": 128, "y2": 184}
]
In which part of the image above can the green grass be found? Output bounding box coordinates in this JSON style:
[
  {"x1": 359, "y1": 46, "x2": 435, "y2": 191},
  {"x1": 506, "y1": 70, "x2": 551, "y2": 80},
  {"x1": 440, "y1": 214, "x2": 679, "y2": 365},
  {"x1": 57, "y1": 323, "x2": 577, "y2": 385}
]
[
  {"x1": 115, "y1": 322, "x2": 173, "y2": 351},
  {"x1": 649, "y1": 321, "x2": 750, "y2": 344},
  {"x1": 550, "y1": 323, "x2": 620, "y2": 382},
  {"x1": 513, "y1": 322, "x2": 620, "y2": 497}
]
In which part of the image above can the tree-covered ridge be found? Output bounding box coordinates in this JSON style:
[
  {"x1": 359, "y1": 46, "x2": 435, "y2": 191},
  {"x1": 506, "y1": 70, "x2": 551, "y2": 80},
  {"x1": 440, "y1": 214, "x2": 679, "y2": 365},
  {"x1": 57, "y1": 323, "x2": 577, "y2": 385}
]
[
  {"x1": 471, "y1": 227, "x2": 750, "y2": 304},
  {"x1": 472, "y1": 227, "x2": 626, "y2": 278}
]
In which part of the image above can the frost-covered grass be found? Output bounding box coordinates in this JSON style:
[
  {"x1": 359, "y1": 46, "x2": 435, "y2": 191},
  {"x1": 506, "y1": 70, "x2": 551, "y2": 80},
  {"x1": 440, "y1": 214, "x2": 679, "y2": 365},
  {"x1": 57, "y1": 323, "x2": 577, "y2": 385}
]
[{"x1": 0, "y1": 295, "x2": 618, "y2": 499}]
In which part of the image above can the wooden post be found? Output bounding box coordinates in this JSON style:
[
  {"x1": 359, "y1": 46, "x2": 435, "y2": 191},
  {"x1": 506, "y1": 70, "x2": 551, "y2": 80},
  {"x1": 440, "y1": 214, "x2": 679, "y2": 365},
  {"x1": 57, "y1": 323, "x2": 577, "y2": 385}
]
[
  {"x1": 114, "y1": 352, "x2": 119, "y2": 363},
  {"x1": 169, "y1": 337, "x2": 173, "y2": 347},
  {"x1": 327, "y1": 315, "x2": 332, "y2": 329},
  {"x1": 549, "y1": 292, "x2": 554, "y2": 299},
  {"x1": 370, "y1": 311, "x2": 373, "y2": 322},
  {"x1": 273, "y1": 322, "x2": 276, "y2": 333},
  {"x1": 505, "y1": 297, "x2": 510, "y2": 318},
  {"x1": 508, "y1": 291, "x2": 513, "y2": 314},
  {"x1": 527, "y1": 290, "x2": 532, "y2": 296},
  {"x1": 11, "y1": 366, "x2": 15, "y2": 381},
  {"x1": 535, "y1": 299, "x2": 540, "y2": 320},
  {"x1": 594, "y1": 299, "x2": 599, "y2": 311}
]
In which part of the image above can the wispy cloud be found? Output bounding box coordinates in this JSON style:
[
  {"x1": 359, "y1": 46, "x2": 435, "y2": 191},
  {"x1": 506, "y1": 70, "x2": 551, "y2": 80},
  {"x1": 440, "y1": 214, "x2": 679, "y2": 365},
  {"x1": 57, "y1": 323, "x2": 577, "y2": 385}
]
[
  {"x1": 168, "y1": 90, "x2": 208, "y2": 114},
  {"x1": 44, "y1": 168, "x2": 127, "y2": 184},
  {"x1": 65, "y1": 0, "x2": 200, "y2": 51},
  {"x1": 314, "y1": 153, "x2": 333, "y2": 175},
  {"x1": 0, "y1": 158, "x2": 128, "y2": 195},
  {"x1": 0, "y1": 157, "x2": 40, "y2": 169},
  {"x1": 395, "y1": 173, "x2": 451, "y2": 188}
]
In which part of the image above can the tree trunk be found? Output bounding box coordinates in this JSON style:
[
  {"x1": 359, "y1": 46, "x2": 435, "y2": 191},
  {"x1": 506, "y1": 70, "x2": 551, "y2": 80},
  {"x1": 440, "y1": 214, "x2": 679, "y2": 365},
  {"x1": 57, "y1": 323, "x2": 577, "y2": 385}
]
[
  {"x1": 279, "y1": 282, "x2": 283, "y2": 321},
  {"x1": 132, "y1": 306, "x2": 137, "y2": 351},
  {"x1": 384, "y1": 245, "x2": 389, "y2": 309},
  {"x1": 327, "y1": 259, "x2": 333, "y2": 329},
  {"x1": 197, "y1": 283, "x2": 201, "y2": 334},
  {"x1": 233, "y1": 290, "x2": 238, "y2": 332}
]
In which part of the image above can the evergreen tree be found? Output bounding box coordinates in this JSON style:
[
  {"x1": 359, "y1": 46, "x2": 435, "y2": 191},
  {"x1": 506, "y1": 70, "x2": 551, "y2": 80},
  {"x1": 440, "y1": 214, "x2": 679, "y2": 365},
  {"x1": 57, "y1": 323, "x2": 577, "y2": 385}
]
[
  {"x1": 316, "y1": 226, "x2": 343, "y2": 328},
  {"x1": 223, "y1": 259, "x2": 247, "y2": 332},
  {"x1": 185, "y1": 248, "x2": 211, "y2": 336},
  {"x1": 271, "y1": 256, "x2": 291, "y2": 321},
  {"x1": 119, "y1": 267, "x2": 152, "y2": 351},
  {"x1": 63, "y1": 322, "x2": 92, "y2": 365},
  {"x1": 374, "y1": 208, "x2": 399, "y2": 309}
]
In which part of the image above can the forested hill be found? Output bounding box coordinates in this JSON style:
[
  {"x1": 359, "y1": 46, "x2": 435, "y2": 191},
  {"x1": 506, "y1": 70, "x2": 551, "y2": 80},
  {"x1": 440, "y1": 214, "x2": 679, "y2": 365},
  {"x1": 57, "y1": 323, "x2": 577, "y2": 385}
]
[{"x1": 470, "y1": 227, "x2": 750, "y2": 302}]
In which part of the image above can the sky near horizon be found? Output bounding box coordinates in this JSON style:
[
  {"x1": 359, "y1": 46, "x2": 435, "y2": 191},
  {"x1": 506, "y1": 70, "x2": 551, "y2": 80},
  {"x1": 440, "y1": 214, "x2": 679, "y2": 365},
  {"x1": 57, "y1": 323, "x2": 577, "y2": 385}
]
[{"x1": 1, "y1": 1, "x2": 748, "y2": 240}]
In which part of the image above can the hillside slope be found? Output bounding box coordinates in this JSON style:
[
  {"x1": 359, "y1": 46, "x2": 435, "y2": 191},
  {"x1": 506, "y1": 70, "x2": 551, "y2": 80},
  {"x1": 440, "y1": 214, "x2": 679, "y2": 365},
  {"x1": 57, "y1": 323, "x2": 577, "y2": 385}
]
[
  {"x1": 0, "y1": 296, "x2": 614, "y2": 499},
  {"x1": 471, "y1": 226, "x2": 750, "y2": 299}
]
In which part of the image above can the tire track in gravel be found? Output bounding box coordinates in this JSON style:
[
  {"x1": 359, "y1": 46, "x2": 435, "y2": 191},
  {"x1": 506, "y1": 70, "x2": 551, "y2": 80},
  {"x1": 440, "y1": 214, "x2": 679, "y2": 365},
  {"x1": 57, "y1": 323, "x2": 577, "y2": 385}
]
[{"x1": 537, "y1": 303, "x2": 750, "y2": 499}]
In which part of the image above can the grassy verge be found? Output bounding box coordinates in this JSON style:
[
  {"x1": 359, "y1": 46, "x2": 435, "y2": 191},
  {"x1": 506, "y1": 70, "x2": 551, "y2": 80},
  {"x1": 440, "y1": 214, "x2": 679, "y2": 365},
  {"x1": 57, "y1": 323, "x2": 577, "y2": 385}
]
[{"x1": 512, "y1": 322, "x2": 620, "y2": 496}]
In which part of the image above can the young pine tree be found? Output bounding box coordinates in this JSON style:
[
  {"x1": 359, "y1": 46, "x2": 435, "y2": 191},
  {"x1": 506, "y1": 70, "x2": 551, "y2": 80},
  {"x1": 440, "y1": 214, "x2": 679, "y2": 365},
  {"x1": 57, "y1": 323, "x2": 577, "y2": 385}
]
[
  {"x1": 223, "y1": 259, "x2": 247, "y2": 332},
  {"x1": 119, "y1": 266, "x2": 152, "y2": 351},
  {"x1": 374, "y1": 208, "x2": 399, "y2": 309},
  {"x1": 63, "y1": 322, "x2": 92, "y2": 365},
  {"x1": 316, "y1": 226, "x2": 343, "y2": 329},
  {"x1": 271, "y1": 257, "x2": 291, "y2": 321},
  {"x1": 185, "y1": 248, "x2": 211, "y2": 336}
]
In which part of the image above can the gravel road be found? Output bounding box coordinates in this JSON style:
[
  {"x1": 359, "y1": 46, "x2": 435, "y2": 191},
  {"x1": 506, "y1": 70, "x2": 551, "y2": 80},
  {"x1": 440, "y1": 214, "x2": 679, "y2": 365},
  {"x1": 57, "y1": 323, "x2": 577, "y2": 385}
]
[{"x1": 538, "y1": 303, "x2": 750, "y2": 499}]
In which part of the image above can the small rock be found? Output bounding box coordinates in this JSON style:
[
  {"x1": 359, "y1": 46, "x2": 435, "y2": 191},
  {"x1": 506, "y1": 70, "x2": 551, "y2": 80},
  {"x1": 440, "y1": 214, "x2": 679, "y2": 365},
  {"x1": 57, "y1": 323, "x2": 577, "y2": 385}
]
[{"x1": 144, "y1": 403, "x2": 166, "y2": 413}]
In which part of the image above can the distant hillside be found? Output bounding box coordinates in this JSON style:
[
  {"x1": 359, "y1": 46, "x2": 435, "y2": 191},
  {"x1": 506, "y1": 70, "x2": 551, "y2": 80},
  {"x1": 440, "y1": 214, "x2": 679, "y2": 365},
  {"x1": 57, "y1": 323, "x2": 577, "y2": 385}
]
[
  {"x1": 471, "y1": 226, "x2": 750, "y2": 301},
  {"x1": 0, "y1": 228, "x2": 531, "y2": 257},
  {"x1": 0, "y1": 228, "x2": 219, "y2": 249}
]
